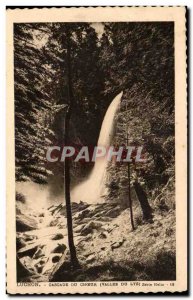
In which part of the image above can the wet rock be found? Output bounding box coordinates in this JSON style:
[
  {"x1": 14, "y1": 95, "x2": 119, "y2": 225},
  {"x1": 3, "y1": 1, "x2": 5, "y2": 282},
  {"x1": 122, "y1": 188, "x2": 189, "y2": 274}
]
[
  {"x1": 33, "y1": 245, "x2": 46, "y2": 259},
  {"x1": 77, "y1": 234, "x2": 92, "y2": 243},
  {"x1": 95, "y1": 216, "x2": 112, "y2": 222},
  {"x1": 16, "y1": 214, "x2": 38, "y2": 232},
  {"x1": 18, "y1": 245, "x2": 38, "y2": 258},
  {"x1": 17, "y1": 256, "x2": 33, "y2": 281},
  {"x1": 21, "y1": 256, "x2": 36, "y2": 273},
  {"x1": 34, "y1": 258, "x2": 47, "y2": 267},
  {"x1": 34, "y1": 258, "x2": 47, "y2": 274},
  {"x1": 49, "y1": 219, "x2": 59, "y2": 227},
  {"x1": 74, "y1": 224, "x2": 85, "y2": 233},
  {"x1": 58, "y1": 224, "x2": 65, "y2": 229},
  {"x1": 48, "y1": 204, "x2": 60, "y2": 215},
  {"x1": 56, "y1": 206, "x2": 66, "y2": 217},
  {"x1": 77, "y1": 217, "x2": 93, "y2": 225},
  {"x1": 105, "y1": 207, "x2": 121, "y2": 218},
  {"x1": 52, "y1": 244, "x2": 66, "y2": 254},
  {"x1": 49, "y1": 254, "x2": 71, "y2": 282},
  {"x1": 52, "y1": 255, "x2": 61, "y2": 263},
  {"x1": 75, "y1": 209, "x2": 90, "y2": 221},
  {"x1": 48, "y1": 204, "x2": 55, "y2": 211},
  {"x1": 23, "y1": 234, "x2": 37, "y2": 242},
  {"x1": 36, "y1": 264, "x2": 44, "y2": 273},
  {"x1": 51, "y1": 233, "x2": 64, "y2": 240},
  {"x1": 16, "y1": 237, "x2": 26, "y2": 250},
  {"x1": 50, "y1": 202, "x2": 89, "y2": 217},
  {"x1": 71, "y1": 201, "x2": 90, "y2": 215}
]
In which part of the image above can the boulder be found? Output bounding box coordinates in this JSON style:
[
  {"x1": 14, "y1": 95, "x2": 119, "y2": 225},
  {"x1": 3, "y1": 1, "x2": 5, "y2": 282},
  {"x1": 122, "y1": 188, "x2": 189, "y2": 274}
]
[
  {"x1": 81, "y1": 221, "x2": 103, "y2": 236},
  {"x1": 49, "y1": 260, "x2": 68, "y2": 282},
  {"x1": 16, "y1": 214, "x2": 38, "y2": 232},
  {"x1": 71, "y1": 201, "x2": 89, "y2": 215},
  {"x1": 49, "y1": 219, "x2": 59, "y2": 227},
  {"x1": 34, "y1": 258, "x2": 48, "y2": 273},
  {"x1": 17, "y1": 256, "x2": 33, "y2": 282},
  {"x1": 35, "y1": 263, "x2": 44, "y2": 273},
  {"x1": 34, "y1": 257, "x2": 47, "y2": 267},
  {"x1": 51, "y1": 243, "x2": 66, "y2": 254},
  {"x1": 74, "y1": 208, "x2": 90, "y2": 221},
  {"x1": 52, "y1": 255, "x2": 61, "y2": 263},
  {"x1": 51, "y1": 233, "x2": 64, "y2": 240},
  {"x1": 33, "y1": 245, "x2": 46, "y2": 259},
  {"x1": 18, "y1": 245, "x2": 38, "y2": 258},
  {"x1": 58, "y1": 224, "x2": 65, "y2": 229},
  {"x1": 56, "y1": 206, "x2": 66, "y2": 217},
  {"x1": 105, "y1": 207, "x2": 121, "y2": 218},
  {"x1": 16, "y1": 237, "x2": 26, "y2": 250},
  {"x1": 74, "y1": 224, "x2": 85, "y2": 233},
  {"x1": 23, "y1": 233, "x2": 37, "y2": 242},
  {"x1": 94, "y1": 216, "x2": 112, "y2": 222}
]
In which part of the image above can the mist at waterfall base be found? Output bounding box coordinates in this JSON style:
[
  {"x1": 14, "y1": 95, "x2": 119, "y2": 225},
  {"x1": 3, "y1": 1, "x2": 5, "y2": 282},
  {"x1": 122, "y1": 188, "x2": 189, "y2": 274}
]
[{"x1": 16, "y1": 92, "x2": 123, "y2": 209}]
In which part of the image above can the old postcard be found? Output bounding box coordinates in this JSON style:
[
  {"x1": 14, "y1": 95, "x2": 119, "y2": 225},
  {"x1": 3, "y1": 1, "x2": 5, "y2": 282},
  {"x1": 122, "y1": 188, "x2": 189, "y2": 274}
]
[{"x1": 6, "y1": 6, "x2": 187, "y2": 294}]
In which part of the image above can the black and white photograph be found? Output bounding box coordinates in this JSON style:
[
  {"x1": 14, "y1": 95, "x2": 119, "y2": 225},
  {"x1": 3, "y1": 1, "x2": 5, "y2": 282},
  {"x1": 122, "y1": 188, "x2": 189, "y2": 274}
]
[{"x1": 6, "y1": 6, "x2": 187, "y2": 294}]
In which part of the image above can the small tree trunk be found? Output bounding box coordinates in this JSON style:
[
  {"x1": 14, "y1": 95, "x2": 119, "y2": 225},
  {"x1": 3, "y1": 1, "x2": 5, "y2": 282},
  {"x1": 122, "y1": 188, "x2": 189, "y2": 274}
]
[
  {"x1": 133, "y1": 180, "x2": 152, "y2": 221},
  {"x1": 64, "y1": 111, "x2": 79, "y2": 268},
  {"x1": 63, "y1": 29, "x2": 79, "y2": 268},
  {"x1": 128, "y1": 162, "x2": 135, "y2": 230}
]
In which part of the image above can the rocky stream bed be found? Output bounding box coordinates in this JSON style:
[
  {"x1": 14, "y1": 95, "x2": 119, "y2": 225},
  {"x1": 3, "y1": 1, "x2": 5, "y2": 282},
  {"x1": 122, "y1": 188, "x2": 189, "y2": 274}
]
[{"x1": 16, "y1": 199, "x2": 176, "y2": 282}]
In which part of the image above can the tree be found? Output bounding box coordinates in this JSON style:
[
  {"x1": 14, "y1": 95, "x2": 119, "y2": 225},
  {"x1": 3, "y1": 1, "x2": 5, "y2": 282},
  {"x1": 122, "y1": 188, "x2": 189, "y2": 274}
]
[
  {"x1": 101, "y1": 22, "x2": 174, "y2": 208},
  {"x1": 63, "y1": 27, "x2": 79, "y2": 268},
  {"x1": 31, "y1": 22, "x2": 106, "y2": 268},
  {"x1": 133, "y1": 180, "x2": 152, "y2": 221},
  {"x1": 14, "y1": 23, "x2": 55, "y2": 184}
]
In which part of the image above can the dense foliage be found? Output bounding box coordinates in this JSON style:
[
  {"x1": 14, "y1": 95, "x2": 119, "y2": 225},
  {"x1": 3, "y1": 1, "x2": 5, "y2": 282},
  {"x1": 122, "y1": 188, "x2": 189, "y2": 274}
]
[
  {"x1": 14, "y1": 24, "x2": 56, "y2": 183},
  {"x1": 14, "y1": 22, "x2": 174, "y2": 205},
  {"x1": 100, "y1": 23, "x2": 174, "y2": 205}
]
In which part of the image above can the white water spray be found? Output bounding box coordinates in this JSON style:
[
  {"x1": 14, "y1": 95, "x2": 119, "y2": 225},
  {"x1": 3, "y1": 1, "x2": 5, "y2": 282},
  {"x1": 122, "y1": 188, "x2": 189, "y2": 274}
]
[{"x1": 71, "y1": 91, "x2": 123, "y2": 204}]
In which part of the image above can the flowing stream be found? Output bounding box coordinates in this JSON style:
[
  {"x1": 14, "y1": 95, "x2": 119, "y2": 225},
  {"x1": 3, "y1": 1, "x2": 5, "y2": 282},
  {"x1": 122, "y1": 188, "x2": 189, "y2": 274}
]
[{"x1": 71, "y1": 91, "x2": 123, "y2": 203}]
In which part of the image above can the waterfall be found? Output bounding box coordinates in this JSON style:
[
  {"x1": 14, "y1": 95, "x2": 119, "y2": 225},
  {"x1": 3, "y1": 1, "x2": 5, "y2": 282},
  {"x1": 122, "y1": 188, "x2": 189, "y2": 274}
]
[{"x1": 71, "y1": 91, "x2": 123, "y2": 204}]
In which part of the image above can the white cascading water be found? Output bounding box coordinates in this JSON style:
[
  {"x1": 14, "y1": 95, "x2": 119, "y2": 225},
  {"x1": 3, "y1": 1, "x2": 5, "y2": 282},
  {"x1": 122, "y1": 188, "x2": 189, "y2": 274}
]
[{"x1": 71, "y1": 91, "x2": 123, "y2": 204}]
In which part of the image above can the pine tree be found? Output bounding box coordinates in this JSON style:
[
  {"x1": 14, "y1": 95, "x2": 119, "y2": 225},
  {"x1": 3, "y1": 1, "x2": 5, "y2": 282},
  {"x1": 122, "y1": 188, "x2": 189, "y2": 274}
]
[{"x1": 14, "y1": 23, "x2": 54, "y2": 183}]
